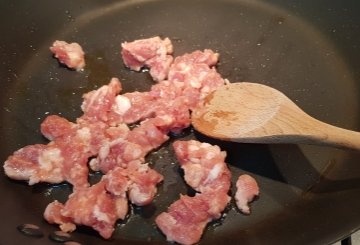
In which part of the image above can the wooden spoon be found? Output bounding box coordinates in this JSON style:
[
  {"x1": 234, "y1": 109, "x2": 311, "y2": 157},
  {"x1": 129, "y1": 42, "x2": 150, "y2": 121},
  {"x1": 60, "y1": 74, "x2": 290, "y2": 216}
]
[{"x1": 191, "y1": 82, "x2": 360, "y2": 150}]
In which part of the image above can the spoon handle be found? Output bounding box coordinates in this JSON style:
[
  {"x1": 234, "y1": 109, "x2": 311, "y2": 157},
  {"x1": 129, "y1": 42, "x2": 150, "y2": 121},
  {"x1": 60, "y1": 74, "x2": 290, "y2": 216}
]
[{"x1": 305, "y1": 119, "x2": 360, "y2": 150}]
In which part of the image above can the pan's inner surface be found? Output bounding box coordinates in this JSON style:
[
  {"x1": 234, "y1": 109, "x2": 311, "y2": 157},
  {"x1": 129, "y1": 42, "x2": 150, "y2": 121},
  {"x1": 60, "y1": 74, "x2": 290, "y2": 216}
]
[{"x1": 1, "y1": 0, "x2": 359, "y2": 244}]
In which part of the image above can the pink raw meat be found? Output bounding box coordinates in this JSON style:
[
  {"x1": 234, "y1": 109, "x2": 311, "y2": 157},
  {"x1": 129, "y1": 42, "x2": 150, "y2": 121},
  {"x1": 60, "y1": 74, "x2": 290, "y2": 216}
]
[
  {"x1": 156, "y1": 140, "x2": 232, "y2": 245},
  {"x1": 5, "y1": 37, "x2": 234, "y2": 243},
  {"x1": 50, "y1": 40, "x2": 85, "y2": 71},
  {"x1": 156, "y1": 192, "x2": 230, "y2": 245},
  {"x1": 44, "y1": 181, "x2": 127, "y2": 239},
  {"x1": 44, "y1": 163, "x2": 163, "y2": 238},
  {"x1": 235, "y1": 174, "x2": 260, "y2": 214},
  {"x1": 81, "y1": 77, "x2": 122, "y2": 123},
  {"x1": 121, "y1": 36, "x2": 173, "y2": 81},
  {"x1": 173, "y1": 140, "x2": 231, "y2": 193}
]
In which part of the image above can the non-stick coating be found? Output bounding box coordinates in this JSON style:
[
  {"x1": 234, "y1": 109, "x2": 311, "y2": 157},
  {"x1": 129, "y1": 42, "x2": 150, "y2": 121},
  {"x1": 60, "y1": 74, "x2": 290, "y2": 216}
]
[{"x1": 1, "y1": 0, "x2": 360, "y2": 244}]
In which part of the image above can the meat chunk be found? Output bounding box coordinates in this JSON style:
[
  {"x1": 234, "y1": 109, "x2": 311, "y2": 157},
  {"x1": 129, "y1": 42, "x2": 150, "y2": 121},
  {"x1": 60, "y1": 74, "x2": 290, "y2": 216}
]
[
  {"x1": 3, "y1": 141, "x2": 90, "y2": 188},
  {"x1": 79, "y1": 77, "x2": 159, "y2": 127},
  {"x1": 110, "y1": 91, "x2": 156, "y2": 124},
  {"x1": 155, "y1": 192, "x2": 230, "y2": 245},
  {"x1": 121, "y1": 36, "x2": 173, "y2": 81},
  {"x1": 81, "y1": 78, "x2": 122, "y2": 123},
  {"x1": 134, "y1": 49, "x2": 226, "y2": 115},
  {"x1": 44, "y1": 181, "x2": 127, "y2": 239},
  {"x1": 127, "y1": 163, "x2": 164, "y2": 206},
  {"x1": 54, "y1": 136, "x2": 90, "y2": 189},
  {"x1": 102, "y1": 167, "x2": 130, "y2": 196},
  {"x1": 156, "y1": 140, "x2": 231, "y2": 245},
  {"x1": 154, "y1": 98, "x2": 191, "y2": 133},
  {"x1": 173, "y1": 140, "x2": 231, "y2": 194},
  {"x1": 91, "y1": 117, "x2": 170, "y2": 173},
  {"x1": 102, "y1": 162, "x2": 163, "y2": 206},
  {"x1": 50, "y1": 40, "x2": 85, "y2": 71},
  {"x1": 44, "y1": 163, "x2": 163, "y2": 239},
  {"x1": 108, "y1": 89, "x2": 191, "y2": 132},
  {"x1": 90, "y1": 139, "x2": 145, "y2": 173},
  {"x1": 46, "y1": 119, "x2": 111, "y2": 188},
  {"x1": 235, "y1": 174, "x2": 259, "y2": 214},
  {"x1": 126, "y1": 117, "x2": 170, "y2": 152},
  {"x1": 167, "y1": 49, "x2": 226, "y2": 108},
  {"x1": 104, "y1": 123, "x2": 130, "y2": 141},
  {"x1": 44, "y1": 200, "x2": 76, "y2": 233},
  {"x1": 3, "y1": 141, "x2": 90, "y2": 187},
  {"x1": 3, "y1": 144, "x2": 62, "y2": 184},
  {"x1": 111, "y1": 48, "x2": 224, "y2": 131},
  {"x1": 4, "y1": 115, "x2": 120, "y2": 188},
  {"x1": 172, "y1": 49, "x2": 219, "y2": 67},
  {"x1": 41, "y1": 115, "x2": 75, "y2": 141}
]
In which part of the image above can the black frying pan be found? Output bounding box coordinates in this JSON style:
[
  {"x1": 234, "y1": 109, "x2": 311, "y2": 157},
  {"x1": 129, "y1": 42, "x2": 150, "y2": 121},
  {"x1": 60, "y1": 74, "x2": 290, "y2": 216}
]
[{"x1": 1, "y1": 0, "x2": 360, "y2": 244}]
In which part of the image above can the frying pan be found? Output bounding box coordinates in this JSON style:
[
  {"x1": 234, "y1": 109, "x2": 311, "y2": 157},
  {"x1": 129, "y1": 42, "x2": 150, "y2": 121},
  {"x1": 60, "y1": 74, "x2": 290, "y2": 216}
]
[{"x1": 1, "y1": 0, "x2": 360, "y2": 244}]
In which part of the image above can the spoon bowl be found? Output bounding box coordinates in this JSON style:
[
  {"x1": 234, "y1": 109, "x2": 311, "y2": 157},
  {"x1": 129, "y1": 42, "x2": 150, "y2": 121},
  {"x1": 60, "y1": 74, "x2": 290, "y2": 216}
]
[{"x1": 192, "y1": 82, "x2": 360, "y2": 150}]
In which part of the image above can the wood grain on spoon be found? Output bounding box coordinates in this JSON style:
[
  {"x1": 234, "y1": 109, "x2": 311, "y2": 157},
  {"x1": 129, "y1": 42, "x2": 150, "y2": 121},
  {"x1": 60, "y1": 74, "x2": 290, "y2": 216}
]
[{"x1": 192, "y1": 82, "x2": 360, "y2": 150}]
